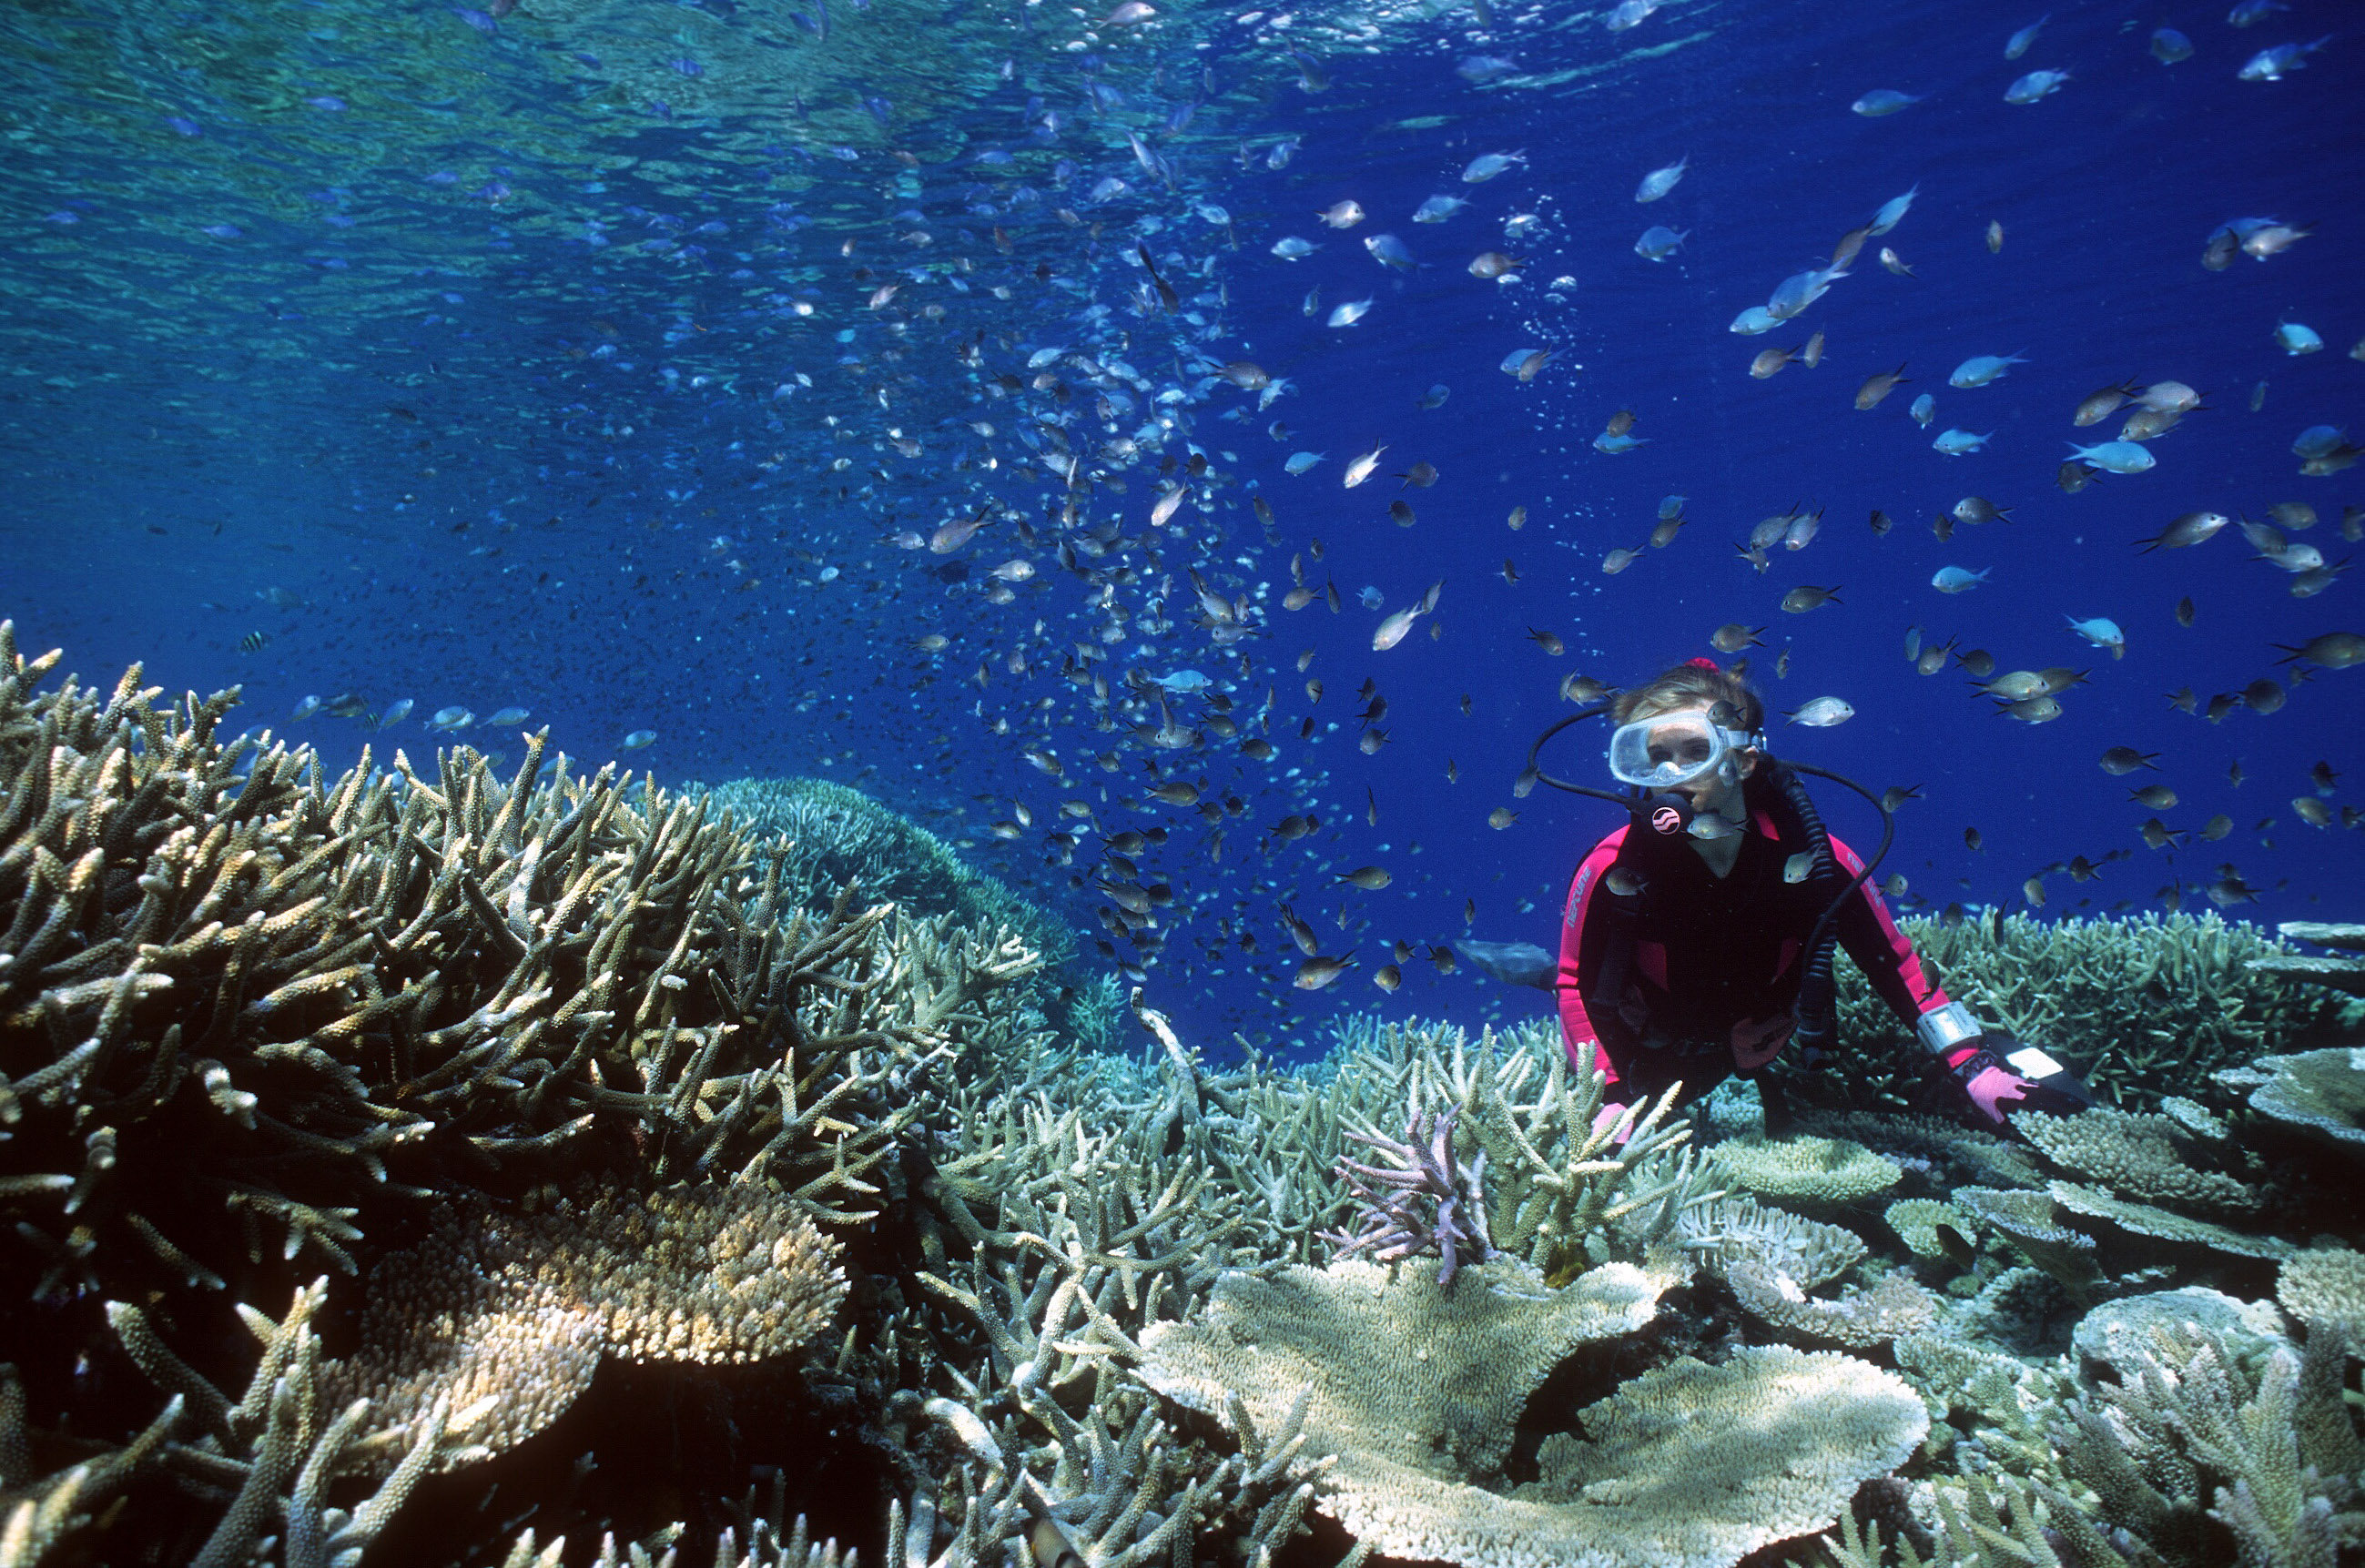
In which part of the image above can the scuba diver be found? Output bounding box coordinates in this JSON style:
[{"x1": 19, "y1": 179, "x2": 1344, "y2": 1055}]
[{"x1": 1529, "y1": 657, "x2": 2090, "y2": 1137}]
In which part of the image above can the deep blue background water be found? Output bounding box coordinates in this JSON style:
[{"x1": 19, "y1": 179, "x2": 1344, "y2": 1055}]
[{"x1": 3, "y1": 0, "x2": 2360, "y2": 1055}]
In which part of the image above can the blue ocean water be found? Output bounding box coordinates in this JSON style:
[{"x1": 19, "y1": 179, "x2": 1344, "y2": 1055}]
[{"x1": 2, "y1": 0, "x2": 2359, "y2": 1052}]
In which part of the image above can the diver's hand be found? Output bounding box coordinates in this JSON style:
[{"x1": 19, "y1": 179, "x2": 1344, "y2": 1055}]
[
  {"x1": 1729, "y1": 1014, "x2": 1792, "y2": 1071},
  {"x1": 1943, "y1": 1034, "x2": 2092, "y2": 1130}
]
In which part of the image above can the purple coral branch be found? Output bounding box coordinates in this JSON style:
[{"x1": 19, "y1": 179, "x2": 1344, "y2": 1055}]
[{"x1": 1322, "y1": 1105, "x2": 1497, "y2": 1288}]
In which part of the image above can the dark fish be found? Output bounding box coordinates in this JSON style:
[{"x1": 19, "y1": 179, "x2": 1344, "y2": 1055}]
[
  {"x1": 1454, "y1": 939, "x2": 1557, "y2": 988},
  {"x1": 238, "y1": 631, "x2": 269, "y2": 652}
]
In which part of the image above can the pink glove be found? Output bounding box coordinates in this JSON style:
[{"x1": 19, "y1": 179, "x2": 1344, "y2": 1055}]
[
  {"x1": 1729, "y1": 1015, "x2": 1792, "y2": 1071},
  {"x1": 1591, "y1": 1100, "x2": 1633, "y2": 1146}
]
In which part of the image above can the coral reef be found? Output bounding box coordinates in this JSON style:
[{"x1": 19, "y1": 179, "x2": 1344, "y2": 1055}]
[
  {"x1": 1807, "y1": 911, "x2": 2339, "y2": 1114},
  {"x1": 1705, "y1": 1133, "x2": 1904, "y2": 1208},
  {"x1": 1321, "y1": 1102, "x2": 1497, "y2": 1286},
  {"x1": 318, "y1": 1183, "x2": 848, "y2": 1472},
  {"x1": 2278, "y1": 1249, "x2": 2365, "y2": 1340},
  {"x1": 695, "y1": 774, "x2": 1120, "y2": 1060},
  {"x1": 0, "y1": 629, "x2": 1044, "y2": 1562},
  {"x1": 6, "y1": 631, "x2": 2364, "y2": 1568},
  {"x1": 2248, "y1": 921, "x2": 2365, "y2": 996},
  {"x1": 1137, "y1": 1257, "x2": 1927, "y2": 1568},
  {"x1": 2221, "y1": 1047, "x2": 2365, "y2": 1152}
]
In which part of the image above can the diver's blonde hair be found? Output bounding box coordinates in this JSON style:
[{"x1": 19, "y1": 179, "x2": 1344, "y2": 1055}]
[{"x1": 1612, "y1": 659, "x2": 1765, "y2": 731}]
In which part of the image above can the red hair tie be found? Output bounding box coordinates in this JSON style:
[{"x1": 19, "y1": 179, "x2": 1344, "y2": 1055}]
[{"x1": 1684, "y1": 656, "x2": 1720, "y2": 672}]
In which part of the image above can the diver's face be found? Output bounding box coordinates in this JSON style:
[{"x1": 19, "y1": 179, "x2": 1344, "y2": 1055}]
[{"x1": 1651, "y1": 700, "x2": 1756, "y2": 814}]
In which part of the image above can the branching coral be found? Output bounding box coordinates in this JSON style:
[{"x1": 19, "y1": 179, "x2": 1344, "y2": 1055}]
[
  {"x1": 1323, "y1": 1099, "x2": 1497, "y2": 1286},
  {"x1": 1423, "y1": 1022, "x2": 1707, "y2": 1283},
  {"x1": 2059, "y1": 1325, "x2": 2365, "y2": 1568},
  {"x1": 9, "y1": 630, "x2": 2361, "y2": 1568},
  {"x1": 695, "y1": 774, "x2": 1117, "y2": 1057},
  {"x1": 1806, "y1": 911, "x2": 2335, "y2": 1114},
  {"x1": 0, "y1": 631, "x2": 1043, "y2": 1561}
]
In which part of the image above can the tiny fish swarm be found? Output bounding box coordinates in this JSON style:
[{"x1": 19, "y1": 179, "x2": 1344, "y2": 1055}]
[{"x1": 4, "y1": 630, "x2": 2362, "y2": 1568}]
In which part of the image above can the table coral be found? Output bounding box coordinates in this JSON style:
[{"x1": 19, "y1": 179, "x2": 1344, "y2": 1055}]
[
  {"x1": 322, "y1": 1183, "x2": 847, "y2": 1472},
  {"x1": 2231, "y1": 1047, "x2": 2365, "y2": 1151},
  {"x1": 1136, "y1": 1259, "x2": 1925, "y2": 1568},
  {"x1": 1705, "y1": 1133, "x2": 1903, "y2": 1208},
  {"x1": 2278, "y1": 1248, "x2": 2365, "y2": 1340},
  {"x1": 2015, "y1": 1108, "x2": 2262, "y2": 1212}
]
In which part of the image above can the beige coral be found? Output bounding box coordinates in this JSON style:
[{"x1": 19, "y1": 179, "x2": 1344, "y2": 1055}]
[
  {"x1": 2046, "y1": 1180, "x2": 2294, "y2": 1261},
  {"x1": 1954, "y1": 1187, "x2": 2104, "y2": 1295},
  {"x1": 1134, "y1": 1258, "x2": 1924, "y2": 1568},
  {"x1": 323, "y1": 1183, "x2": 846, "y2": 1471},
  {"x1": 2278, "y1": 1248, "x2": 2365, "y2": 1339},
  {"x1": 2238, "y1": 1047, "x2": 2365, "y2": 1151},
  {"x1": 1704, "y1": 1134, "x2": 1902, "y2": 1207},
  {"x1": 1883, "y1": 1198, "x2": 1969, "y2": 1259},
  {"x1": 2015, "y1": 1107, "x2": 2260, "y2": 1212},
  {"x1": 1720, "y1": 1264, "x2": 1939, "y2": 1350}
]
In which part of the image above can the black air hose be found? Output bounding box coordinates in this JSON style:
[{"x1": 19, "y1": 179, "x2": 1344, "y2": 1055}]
[
  {"x1": 1770, "y1": 759, "x2": 1896, "y2": 1064},
  {"x1": 1768, "y1": 761, "x2": 1843, "y2": 1061}
]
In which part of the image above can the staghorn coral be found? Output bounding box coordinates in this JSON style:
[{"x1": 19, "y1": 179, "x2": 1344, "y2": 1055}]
[
  {"x1": 2058, "y1": 1325, "x2": 2365, "y2": 1568},
  {"x1": 9, "y1": 627, "x2": 2362, "y2": 1568},
  {"x1": 0, "y1": 627, "x2": 1038, "y2": 1307},
  {"x1": 0, "y1": 631, "x2": 1048, "y2": 1562},
  {"x1": 61, "y1": 1277, "x2": 456, "y2": 1568},
  {"x1": 1323, "y1": 1099, "x2": 1498, "y2": 1287},
  {"x1": 1359, "y1": 1020, "x2": 1708, "y2": 1286},
  {"x1": 1891, "y1": 1330, "x2": 2078, "y2": 1482},
  {"x1": 1706, "y1": 1133, "x2": 1903, "y2": 1208},
  {"x1": 1806, "y1": 911, "x2": 2335, "y2": 1114}
]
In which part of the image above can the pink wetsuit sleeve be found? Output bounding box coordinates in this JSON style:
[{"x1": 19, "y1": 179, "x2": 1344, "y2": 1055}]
[
  {"x1": 1557, "y1": 829, "x2": 1628, "y2": 1087},
  {"x1": 1829, "y1": 833, "x2": 1949, "y2": 1020}
]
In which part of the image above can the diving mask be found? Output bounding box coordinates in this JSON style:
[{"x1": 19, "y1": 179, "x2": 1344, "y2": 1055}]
[{"x1": 1605, "y1": 708, "x2": 1762, "y2": 790}]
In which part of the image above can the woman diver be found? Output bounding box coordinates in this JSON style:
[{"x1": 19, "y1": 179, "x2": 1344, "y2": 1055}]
[{"x1": 1535, "y1": 658, "x2": 2091, "y2": 1136}]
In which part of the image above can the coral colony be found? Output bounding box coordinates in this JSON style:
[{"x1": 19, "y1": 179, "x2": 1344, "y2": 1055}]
[{"x1": 2, "y1": 626, "x2": 2362, "y2": 1566}]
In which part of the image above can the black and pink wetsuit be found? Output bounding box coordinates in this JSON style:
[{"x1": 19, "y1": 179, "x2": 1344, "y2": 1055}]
[{"x1": 1555, "y1": 781, "x2": 1947, "y2": 1108}]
